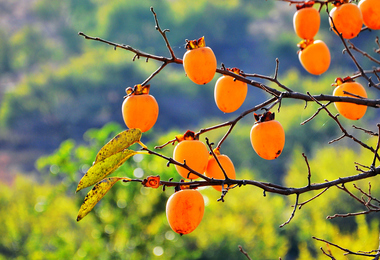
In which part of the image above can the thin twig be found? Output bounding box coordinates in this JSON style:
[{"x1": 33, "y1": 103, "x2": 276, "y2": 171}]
[
  {"x1": 372, "y1": 124, "x2": 380, "y2": 167},
  {"x1": 297, "y1": 187, "x2": 329, "y2": 210},
  {"x1": 313, "y1": 237, "x2": 378, "y2": 257},
  {"x1": 302, "y1": 153, "x2": 312, "y2": 187},
  {"x1": 348, "y1": 40, "x2": 380, "y2": 65},
  {"x1": 307, "y1": 92, "x2": 380, "y2": 161},
  {"x1": 238, "y1": 245, "x2": 252, "y2": 260},
  {"x1": 280, "y1": 193, "x2": 299, "y2": 227}
]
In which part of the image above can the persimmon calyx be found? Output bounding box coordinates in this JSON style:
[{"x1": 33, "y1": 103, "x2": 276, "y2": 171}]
[
  {"x1": 332, "y1": 0, "x2": 349, "y2": 7},
  {"x1": 332, "y1": 76, "x2": 355, "y2": 87},
  {"x1": 177, "y1": 179, "x2": 193, "y2": 191},
  {"x1": 142, "y1": 175, "x2": 160, "y2": 188},
  {"x1": 185, "y1": 36, "x2": 206, "y2": 50},
  {"x1": 225, "y1": 67, "x2": 245, "y2": 77},
  {"x1": 297, "y1": 39, "x2": 314, "y2": 51},
  {"x1": 254, "y1": 111, "x2": 275, "y2": 122},
  {"x1": 175, "y1": 130, "x2": 198, "y2": 143},
  {"x1": 125, "y1": 84, "x2": 151, "y2": 96},
  {"x1": 211, "y1": 147, "x2": 221, "y2": 156},
  {"x1": 295, "y1": 1, "x2": 315, "y2": 10}
]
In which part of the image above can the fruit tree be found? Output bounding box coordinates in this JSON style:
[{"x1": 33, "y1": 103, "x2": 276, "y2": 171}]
[{"x1": 74, "y1": 0, "x2": 380, "y2": 258}]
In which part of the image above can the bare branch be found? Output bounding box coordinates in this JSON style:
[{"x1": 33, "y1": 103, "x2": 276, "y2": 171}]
[
  {"x1": 238, "y1": 245, "x2": 252, "y2": 260},
  {"x1": 313, "y1": 237, "x2": 378, "y2": 257},
  {"x1": 280, "y1": 193, "x2": 299, "y2": 227}
]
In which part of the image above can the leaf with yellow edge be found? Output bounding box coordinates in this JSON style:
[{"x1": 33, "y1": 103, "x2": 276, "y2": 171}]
[
  {"x1": 95, "y1": 128, "x2": 142, "y2": 163},
  {"x1": 77, "y1": 177, "x2": 131, "y2": 221},
  {"x1": 76, "y1": 149, "x2": 136, "y2": 192}
]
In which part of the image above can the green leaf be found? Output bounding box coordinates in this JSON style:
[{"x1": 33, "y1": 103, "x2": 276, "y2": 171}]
[
  {"x1": 95, "y1": 128, "x2": 142, "y2": 163},
  {"x1": 76, "y1": 177, "x2": 131, "y2": 221},
  {"x1": 76, "y1": 149, "x2": 136, "y2": 192}
]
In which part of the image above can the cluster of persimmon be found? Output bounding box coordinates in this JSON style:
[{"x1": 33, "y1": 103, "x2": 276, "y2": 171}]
[
  {"x1": 121, "y1": 4, "x2": 378, "y2": 234},
  {"x1": 120, "y1": 35, "x2": 288, "y2": 235},
  {"x1": 166, "y1": 112, "x2": 286, "y2": 235},
  {"x1": 294, "y1": 0, "x2": 379, "y2": 76}
]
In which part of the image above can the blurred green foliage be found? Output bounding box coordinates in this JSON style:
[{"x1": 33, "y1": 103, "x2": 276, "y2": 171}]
[
  {"x1": 2, "y1": 122, "x2": 368, "y2": 259},
  {"x1": 1, "y1": 0, "x2": 379, "y2": 259}
]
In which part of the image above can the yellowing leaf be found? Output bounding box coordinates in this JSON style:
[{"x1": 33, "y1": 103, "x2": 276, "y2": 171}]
[
  {"x1": 76, "y1": 149, "x2": 136, "y2": 192},
  {"x1": 95, "y1": 128, "x2": 142, "y2": 163},
  {"x1": 77, "y1": 177, "x2": 131, "y2": 221}
]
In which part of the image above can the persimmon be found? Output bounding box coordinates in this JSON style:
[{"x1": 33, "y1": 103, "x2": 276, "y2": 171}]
[
  {"x1": 205, "y1": 148, "x2": 236, "y2": 192},
  {"x1": 298, "y1": 39, "x2": 330, "y2": 75},
  {"x1": 121, "y1": 84, "x2": 159, "y2": 132},
  {"x1": 329, "y1": 1, "x2": 363, "y2": 39},
  {"x1": 214, "y1": 68, "x2": 247, "y2": 113},
  {"x1": 173, "y1": 131, "x2": 209, "y2": 179},
  {"x1": 332, "y1": 77, "x2": 368, "y2": 120},
  {"x1": 359, "y1": 0, "x2": 380, "y2": 30},
  {"x1": 166, "y1": 189, "x2": 205, "y2": 235},
  {"x1": 250, "y1": 111, "x2": 285, "y2": 160},
  {"x1": 293, "y1": 2, "x2": 320, "y2": 39},
  {"x1": 183, "y1": 36, "x2": 217, "y2": 85}
]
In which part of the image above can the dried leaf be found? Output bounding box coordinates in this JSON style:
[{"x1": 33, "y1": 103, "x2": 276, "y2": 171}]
[
  {"x1": 95, "y1": 128, "x2": 142, "y2": 163},
  {"x1": 77, "y1": 177, "x2": 131, "y2": 221},
  {"x1": 76, "y1": 149, "x2": 136, "y2": 192}
]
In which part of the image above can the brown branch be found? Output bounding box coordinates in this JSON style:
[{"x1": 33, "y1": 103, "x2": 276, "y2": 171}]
[
  {"x1": 150, "y1": 7, "x2": 177, "y2": 60},
  {"x1": 320, "y1": 246, "x2": 336, "y2": 260},
  {"x1": 348, "y1": 40, "x2": 380, "y2": 65},
  {"x1": 280, "y1": 193, "x2": 299, "y2": 227},
  {"x1": 78, "y1": 31, "x2": 177, "y2": 64},
  {"x1": 326, "y1": 4, "x2": 380, "y2": 90},
  {"x1": 238, "y1": 245, "x2": 252, "y2": 260},
  {"x1": 242, "y1": 58, "x2": 293, "y2": 92},
  {"x1": 302, "y1": 153, "x2": 312, "y2": 186},
  {"x1": 353, "y1": 125, "x2": 379, "y2": 137},
  {"x1": 313, "y1": 237, "x2": 378, "y2": 257},
  {"x1": 78, "y1": 31, "x2": 380, "y2": 107},
  {"x1": 307, "y1": 93, "x2": 380, "y2": 161},
  {"x1": 327, "y1": 183, "x2": 380, "y2": 219},
  {"x1": 301, "y1": 102, "x2": 332, "y2": 125},
  {"x1": 372, "y1": 124, "x2": 380, "y2": 167},
  {"x1": 195, "y1": 97, "x2": 278, "y2": 149},
  {"x1": 297, "y1": 187, "x2": 329, "y2": 209},
  {"x1": 143, "y1": 147, "x2": 211, "y2": 181}
]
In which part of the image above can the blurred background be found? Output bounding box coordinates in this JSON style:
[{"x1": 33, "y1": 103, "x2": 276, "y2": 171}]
[{"x1": 0, "y1": 0, "x2": 379, "y2": 259}]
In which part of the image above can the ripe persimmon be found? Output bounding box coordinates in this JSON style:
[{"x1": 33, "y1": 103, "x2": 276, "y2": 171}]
[
  {"x1": 332, "y1": 77, "x2": 368, "y2": 120},
  {"x1": 122, "y1": 84, "x2": 159, "y2": 132},
  {"x1": 293, "y1": 3, "x2": 320, "y2": 39},
  {"x1": 183, "y1": 36, "x2": 217, "y2": 85},
  {"x1": 173, "y1": 131, "x2": 209, "y2": 179},
  {"x1": 250, "y1": 111, "x2": 285, "y2": 160},
  {"x1": 166, "y1": 189, "x2": 205, "y2": 235},
  {"x1": 359, "y1": 0, "x2": 380, "y2": 30},
  {"x1": 298, "y1": 39, "x2": 330, "y2": 75},
  {"x1": 205, "y1": 148, "x2": 236, "y2": 192},
  {"x1": 214, "y1": 68, "x2": 247, "y2": 113},
  {"x1": 329, "y1": 2, "x2": 363, "y2": 39}
]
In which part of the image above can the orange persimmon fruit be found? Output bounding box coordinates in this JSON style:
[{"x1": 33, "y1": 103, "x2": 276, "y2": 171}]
[
  {"x1": 359, "y1": 0, "x2": 380, "y2": 30},
  {"x1": 183, "y1": 36, "x2": 217, "y2": 85},
  {"x1": 214, "y1": 68, "x2": 247, "y2": 113},
  {"x1": 298, "y1": 39, "x2": 330, "y2": 75},
  {"x1": 329, "y1": 2, "x2": 363, "y2": 39},
  {"x1": 250, "y1": 111, "x2": 285, "y2": 160},
  {"x1": 122, "y1": 84, "x2": 159, "y2": 132},
  {"x1": 166, "y1": 188, "x2": 205, "y2": 235},
  {"x1": 205, "y1": 148, "x2": 236, "y2": 192},
  {"x1": 173, "y1": 130, "x2": 209, "y2": 179},
  {"x1": 332, "y1": 77, "x2": 368, "y2": 120},
  {"x1": 293, "y1": 2, "x2": 320, "y2": 39}
]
